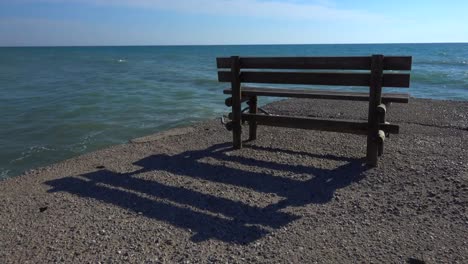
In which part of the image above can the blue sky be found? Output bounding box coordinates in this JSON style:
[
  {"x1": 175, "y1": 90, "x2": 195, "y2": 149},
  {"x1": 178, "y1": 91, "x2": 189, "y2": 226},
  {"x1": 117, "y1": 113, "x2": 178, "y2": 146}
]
[{"x1": 0, "y1": 0, "x2": 467, "y2": 46}]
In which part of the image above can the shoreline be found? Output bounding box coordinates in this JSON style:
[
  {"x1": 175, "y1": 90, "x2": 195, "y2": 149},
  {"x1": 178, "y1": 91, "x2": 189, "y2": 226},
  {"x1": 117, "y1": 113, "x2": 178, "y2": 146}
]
[
  {"x1": 0, "y1": 98, "x2": 467, "y2": 263},
  {"x1": 3, "y1": 96, "x2": 468, "y2": 182}
]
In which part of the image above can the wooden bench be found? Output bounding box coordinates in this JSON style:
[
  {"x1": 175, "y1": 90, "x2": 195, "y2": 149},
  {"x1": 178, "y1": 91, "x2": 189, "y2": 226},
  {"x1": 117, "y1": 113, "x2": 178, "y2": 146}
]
[{"x1": 216, "y1": 55, "x2": 412, "y2": 166}]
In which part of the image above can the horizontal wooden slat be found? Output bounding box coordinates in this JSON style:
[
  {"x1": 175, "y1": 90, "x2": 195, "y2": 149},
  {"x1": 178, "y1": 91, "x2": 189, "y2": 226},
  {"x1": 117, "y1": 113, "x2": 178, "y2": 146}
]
[
  {"x1": 225, "y1": 96, "x2": 250, "y2": 107},
  {"x1": 242, "y1": 72, "x2": 368, "y2": 86},
  {"x1": 384, "y1": 56, "x2": 412, "y2": 70},
  {"x1": 218, "y1": 71, "x2": 410, "y2": 88},
  {"x1": 217, "y1": 56, "x2": 412, "y2": 70},
  {"x1": 217, "y1": 71, "x2": 230, "y2": 82},
  {"x1": 383, "y1": 73, "x2": 411, "y2": 87},
  {"x1": 217, "y1": 57, "x2": 371, "y2": 70},
  {"x1": 224, "y1": 87, "x2": 409, "y2": 103},
  {"x1": 241, "y1": 113, "x2": 400, "y2": 134}
]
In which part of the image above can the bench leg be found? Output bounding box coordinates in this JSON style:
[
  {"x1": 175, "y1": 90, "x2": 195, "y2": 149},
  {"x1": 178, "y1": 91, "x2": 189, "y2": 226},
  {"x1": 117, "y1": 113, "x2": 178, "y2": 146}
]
[
  {"x1": 377, "y1": 130, "x2": 386, "y2": 157},
  {"x1": 230, "y1": 56, "x2": 242, "y2": 149},
  {"x1": 248, "y1": 96, "x2": 258, "y2": 141},
  {"x1": 378, "y1": 141, "x2": 384, "y2": 156},
  {"x1": 377, "y1": 103, "x2": 387, "y2": 157},
  {"x1": 232, "y1": 100, "x2": 242, "y2": 149},
  {"x1": 366, "y1": 134, "x2": 379, "y2": 166},
  {"x1": 366, "y1": 54, "x2": 384, "y2": 167},
  {"x1": 232, "y1": 118, "x2": 242, "y2": 149}
]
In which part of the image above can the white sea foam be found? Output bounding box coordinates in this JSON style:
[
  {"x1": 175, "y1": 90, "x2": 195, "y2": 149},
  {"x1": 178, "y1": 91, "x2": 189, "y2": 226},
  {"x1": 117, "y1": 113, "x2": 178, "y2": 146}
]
[
  {"x1": 11, "y1": 146, "x2": 54, "y2": 163},
  {"x1": 0, "y1": 169, "x2": 10, "y2": 180}
]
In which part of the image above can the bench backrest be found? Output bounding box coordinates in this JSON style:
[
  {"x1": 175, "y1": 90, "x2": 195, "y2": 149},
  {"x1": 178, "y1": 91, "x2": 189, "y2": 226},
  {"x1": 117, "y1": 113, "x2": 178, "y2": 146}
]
[{"x1": 217, "y1": 56, "x2": 412, "y2": 88}]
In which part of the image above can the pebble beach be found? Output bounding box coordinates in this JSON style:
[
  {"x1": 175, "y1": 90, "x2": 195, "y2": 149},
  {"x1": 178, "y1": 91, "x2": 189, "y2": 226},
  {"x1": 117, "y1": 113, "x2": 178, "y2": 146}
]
[{"x1": 0, "y1": 98, "x2": 467, "y2": 263}]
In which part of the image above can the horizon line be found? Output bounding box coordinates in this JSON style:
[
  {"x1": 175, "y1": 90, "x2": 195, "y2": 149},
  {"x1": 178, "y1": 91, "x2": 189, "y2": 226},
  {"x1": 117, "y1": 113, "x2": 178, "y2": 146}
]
[{"x1": 1, "y1": 41, "x2": 467, "y2": 48}]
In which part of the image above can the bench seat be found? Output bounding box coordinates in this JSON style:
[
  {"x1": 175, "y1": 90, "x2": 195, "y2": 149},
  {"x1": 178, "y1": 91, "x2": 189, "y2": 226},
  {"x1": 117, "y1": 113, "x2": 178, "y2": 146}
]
[{"x1": 224, "y1": 86, "x2": 409, "y2": 104}]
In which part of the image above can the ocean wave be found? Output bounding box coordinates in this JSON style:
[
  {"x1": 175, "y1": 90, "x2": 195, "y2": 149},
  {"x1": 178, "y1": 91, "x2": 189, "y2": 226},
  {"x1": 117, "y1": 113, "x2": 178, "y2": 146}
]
[
  {"x1": 192, "y1": 78, "x2": 218, "y2": 86},
  {"x1": 411, "y1": 71, "x2": 468, "y2": 86},
  {"x1": 11, "y1": 145, "x2": 55, "y2": 163},
  {"x1": 0, "y1": 169, "x2": 10, "y2": 180},
  {"x1": 416, "y1": 60, "x2": 468, "y2": 67},
  {"x1": 67, "y1": 130, "x2": 104, "y2": 153}
]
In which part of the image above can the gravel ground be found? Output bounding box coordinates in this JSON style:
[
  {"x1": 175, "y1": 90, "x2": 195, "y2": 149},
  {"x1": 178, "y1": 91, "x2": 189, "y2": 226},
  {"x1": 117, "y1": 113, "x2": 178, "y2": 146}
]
[{"x1": 0, "y1": 98, "x2": 467, "y2": 263}]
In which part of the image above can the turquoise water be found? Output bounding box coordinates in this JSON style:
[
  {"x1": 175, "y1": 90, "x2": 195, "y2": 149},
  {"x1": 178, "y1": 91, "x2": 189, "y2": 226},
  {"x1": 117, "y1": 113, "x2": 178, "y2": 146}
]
[{"x1": 1, "y1": 43, "x2": 467, "y2": 179}]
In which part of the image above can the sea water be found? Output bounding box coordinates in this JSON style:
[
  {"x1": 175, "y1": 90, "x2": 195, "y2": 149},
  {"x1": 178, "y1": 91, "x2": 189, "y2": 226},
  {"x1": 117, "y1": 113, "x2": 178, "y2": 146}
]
[{"x1": 0, "y1": 43, "x2": 467, "y2": 179}]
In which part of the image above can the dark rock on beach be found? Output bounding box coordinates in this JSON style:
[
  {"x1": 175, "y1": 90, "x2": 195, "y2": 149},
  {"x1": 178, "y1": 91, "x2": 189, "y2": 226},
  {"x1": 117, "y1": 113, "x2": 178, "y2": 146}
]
[{"x1": 0, "y1": 98, "x2": 467, "y2": 263}]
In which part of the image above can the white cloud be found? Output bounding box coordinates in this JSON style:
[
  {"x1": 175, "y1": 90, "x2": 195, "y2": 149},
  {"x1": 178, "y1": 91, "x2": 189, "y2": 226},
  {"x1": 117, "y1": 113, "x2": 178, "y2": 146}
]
[
  {"x1": 12, "y1": 0, "x2": 388, "y2": 22},
  {"x1": 0, "y1": 17, "x2": 160, "y2": 46},
  {"x1": 1, "y1": 0, "x2": 405, "y2": 45}
]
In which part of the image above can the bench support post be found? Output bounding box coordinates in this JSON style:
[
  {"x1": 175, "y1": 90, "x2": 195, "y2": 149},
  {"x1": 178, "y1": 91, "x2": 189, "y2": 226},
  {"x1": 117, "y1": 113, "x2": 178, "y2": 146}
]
[
  {"x1": 248, "y1": 96, "x2": 258, "y2": 140},
  {"x1": 230, "y1": 56, "x2": 242, "y2": 149},
  {"x1": 367, "y1": 55, "x2": 384, "y2": 166},
  {"x1": 377, "y1": 104, "x2": 387, "y2": 156}
]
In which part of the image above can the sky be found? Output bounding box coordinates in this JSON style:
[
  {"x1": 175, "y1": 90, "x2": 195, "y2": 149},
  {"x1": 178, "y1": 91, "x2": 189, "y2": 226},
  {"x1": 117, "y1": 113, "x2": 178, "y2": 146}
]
[{"x1": 0, "y1": 0, "x2": 467, "y2": 46}]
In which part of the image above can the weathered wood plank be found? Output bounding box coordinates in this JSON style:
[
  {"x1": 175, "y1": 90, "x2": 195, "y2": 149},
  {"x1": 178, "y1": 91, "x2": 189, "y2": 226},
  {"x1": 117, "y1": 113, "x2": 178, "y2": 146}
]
[
  {"x1": 242, "y1": 72, "x2": 370, "y2": 86},
  {"x1": 384, "y1": 56, "x2": 412, "y2": 70},
  {"x1": 241, "y1": 113, "x2": 399, "y2": 135},
  {"x1": 225, "y1": 96, "x2": 250, "y2": 107},
  {"x1": 377, "y1": 105, "x2": 387, "y2": 157},
  {"x1": 217, "y1": 56, "x2": 412, "y2": 70},
  {"x1": 223, "y1": 87, "x2": 409, "y2": 103},
  {"x1": 248, "y1": 96, "x2": 258, "y2": 140},
  {"x1": 367, "y1": 54, "x2": 384, "y2": 167},
  {"x1": 382, "y1": 73, "x2": 411, "y2": 88},
  {"x1": 218, "y1": 71, "x2": 410, "y2": 88},
  {"x1": 230, "y1": 56, "x2": 242, "y2": 149}
]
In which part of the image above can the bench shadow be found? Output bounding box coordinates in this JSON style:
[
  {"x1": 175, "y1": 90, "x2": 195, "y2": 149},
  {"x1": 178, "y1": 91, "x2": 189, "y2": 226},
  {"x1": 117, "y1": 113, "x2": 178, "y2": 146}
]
[{"x1": 44, "y1": 142, "x2": 367, "y2": 244}]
